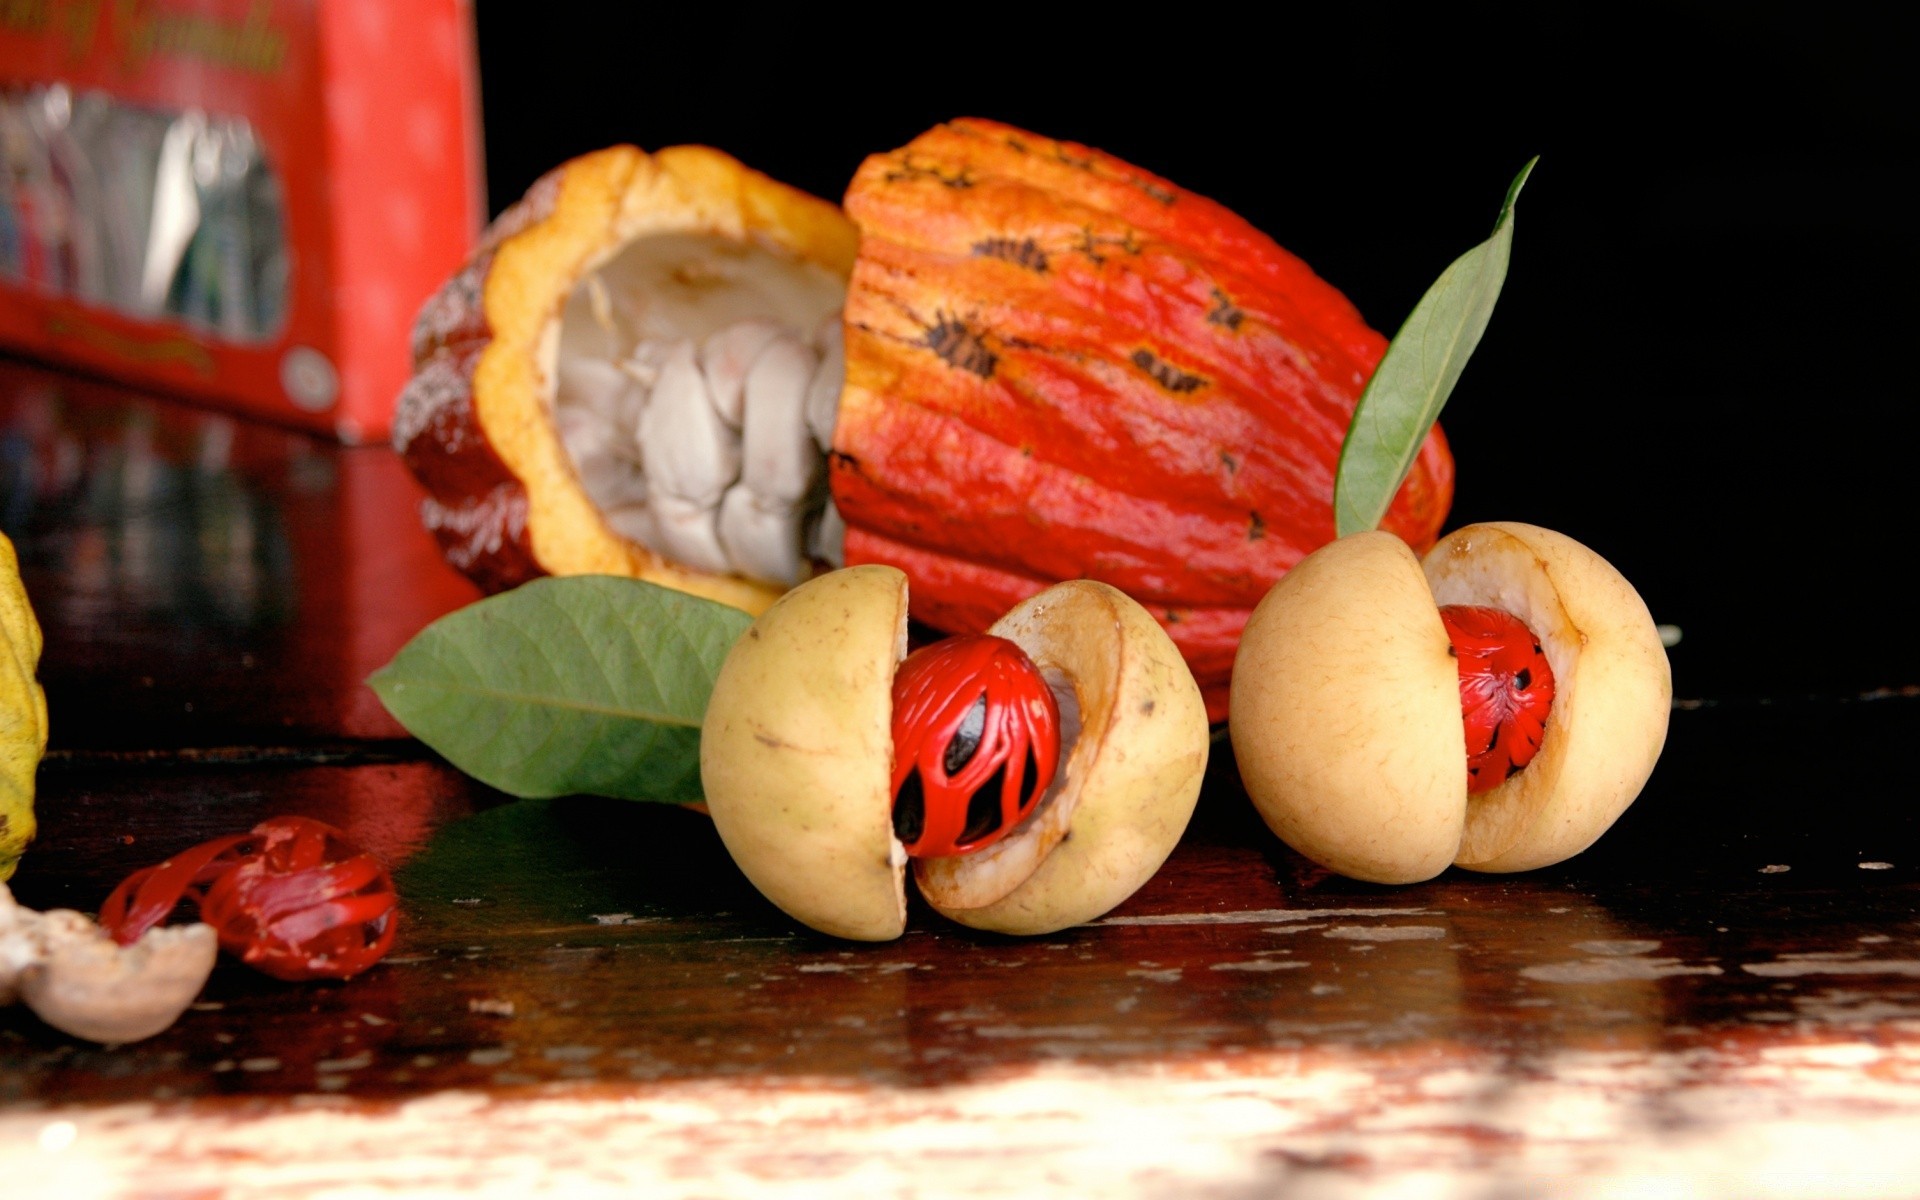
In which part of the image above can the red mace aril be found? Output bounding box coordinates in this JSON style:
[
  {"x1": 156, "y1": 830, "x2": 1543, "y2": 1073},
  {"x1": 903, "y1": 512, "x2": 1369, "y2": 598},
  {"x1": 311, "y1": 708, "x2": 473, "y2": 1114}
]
[
  {"x1": 889, "y1": 634, "x2": 1061, "y2": 858},
  {"x1": 1440, "y1": 604, "x2": 1555, "y2": 793},
  {"x1": 98, "y1": 816, "x2": 398, "y2": 982}
]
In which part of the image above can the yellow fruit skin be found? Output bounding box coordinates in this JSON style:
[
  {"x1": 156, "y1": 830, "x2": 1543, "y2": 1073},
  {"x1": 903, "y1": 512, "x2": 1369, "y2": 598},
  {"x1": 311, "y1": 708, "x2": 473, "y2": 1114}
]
[
  {"x1": 1228, "y1": 532, "x2": 1466, "y2": 884},
  {"x1": 700, "y1": 566, "x2": 909, "y2": 941},
  {"x1": 0, "y1": 532, "x2": 48, "y2": 882}
]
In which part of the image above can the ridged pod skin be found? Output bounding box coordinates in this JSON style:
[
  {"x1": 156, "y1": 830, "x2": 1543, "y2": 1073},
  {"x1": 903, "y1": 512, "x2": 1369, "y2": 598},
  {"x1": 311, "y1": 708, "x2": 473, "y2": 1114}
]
[
  {"x1": 394, "y1": 145, "x2": 857, "y2": 607},
  {"x1": 832, "y1": 119, "x2": 1455, "y2": 721},
  {"x1": 700, "y1": 567, "x2": 1208, "y2": 940},
  {"x1": 0, "y1": 531, "x2": 46, "y2": 881},
  {"x1": 1229, "y1": 524, "x2": 1670, "y2": 883}
]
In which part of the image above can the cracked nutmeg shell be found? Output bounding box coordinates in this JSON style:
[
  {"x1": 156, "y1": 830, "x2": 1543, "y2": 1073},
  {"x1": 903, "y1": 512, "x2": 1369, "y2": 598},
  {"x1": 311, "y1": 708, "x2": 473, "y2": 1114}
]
[
  {"x1": 830, "y1": 119, "x2": 1455, "y2": 720},
  {"x1": 395, "y1": 145, "x2": 858, "y2": 610}
]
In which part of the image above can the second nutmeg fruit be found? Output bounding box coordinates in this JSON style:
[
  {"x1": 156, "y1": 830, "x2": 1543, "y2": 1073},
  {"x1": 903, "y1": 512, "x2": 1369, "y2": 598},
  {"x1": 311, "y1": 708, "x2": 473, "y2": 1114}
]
[
  {"x1": 1229, "y1": 522, "x2": 1671, "y2": 884},
  {"x1": 699, "y1": 565, "x2": 1210, "y2": 940}
]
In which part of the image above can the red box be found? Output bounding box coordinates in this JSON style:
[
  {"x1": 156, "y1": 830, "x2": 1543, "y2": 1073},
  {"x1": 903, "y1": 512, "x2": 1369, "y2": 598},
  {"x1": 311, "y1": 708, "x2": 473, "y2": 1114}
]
[{"x1": 0, "y1": 0, "x2": 484, "y2": 443}]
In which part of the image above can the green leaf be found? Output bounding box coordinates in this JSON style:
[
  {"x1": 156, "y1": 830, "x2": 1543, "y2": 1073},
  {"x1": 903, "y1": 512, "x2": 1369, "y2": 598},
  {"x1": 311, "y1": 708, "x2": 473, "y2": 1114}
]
[
  {"x1": 1334, "y1": 157, "x2": 1537, "y2": 537},
  {"x1": 368, "y1": 577, "x2": 753, "y2": 803}
]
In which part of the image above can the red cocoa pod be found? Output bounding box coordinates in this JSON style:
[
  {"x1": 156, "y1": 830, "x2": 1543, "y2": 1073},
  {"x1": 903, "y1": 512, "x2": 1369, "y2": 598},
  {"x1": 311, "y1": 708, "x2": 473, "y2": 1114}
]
[{"x1": 832, "y1": 119, "x2": 1453, "y2": 719}]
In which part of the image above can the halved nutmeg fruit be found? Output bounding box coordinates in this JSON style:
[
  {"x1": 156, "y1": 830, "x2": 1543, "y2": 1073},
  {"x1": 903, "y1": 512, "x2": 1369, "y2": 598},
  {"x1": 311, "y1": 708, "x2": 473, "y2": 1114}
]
[
  {"x1": 700, "y1": 565, "x2": 1210, "y2": 940},
  {"x1": 395, "y1": 145, "x2": 857, "y2": 609},
  {"x1": 1228, "y1": 522, "x2": 1670, "y2": 884}
]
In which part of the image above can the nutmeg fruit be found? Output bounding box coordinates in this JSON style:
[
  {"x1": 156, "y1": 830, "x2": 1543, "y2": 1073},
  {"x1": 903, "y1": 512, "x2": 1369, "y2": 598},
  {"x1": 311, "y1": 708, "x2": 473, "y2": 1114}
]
[
  {"x1": 1228, "y1": 522, "x2": 1670, "y2": 883},
  {"x1": 700, "y1": 565, "x2": 1210, "y2": 939}
]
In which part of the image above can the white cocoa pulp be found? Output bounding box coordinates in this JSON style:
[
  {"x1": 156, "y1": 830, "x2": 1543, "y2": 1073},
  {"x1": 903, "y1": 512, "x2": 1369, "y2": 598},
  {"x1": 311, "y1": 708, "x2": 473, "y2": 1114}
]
[{"x1": 552, "y1": 233, "x2": 849, "y2": 587}]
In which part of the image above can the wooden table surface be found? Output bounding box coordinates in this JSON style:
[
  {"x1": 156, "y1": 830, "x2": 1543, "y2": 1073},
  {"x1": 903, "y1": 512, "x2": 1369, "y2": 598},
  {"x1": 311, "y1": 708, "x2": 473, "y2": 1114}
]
[{"x1": 3, "y1": 356, "x2": 1919, "y2": 1198}]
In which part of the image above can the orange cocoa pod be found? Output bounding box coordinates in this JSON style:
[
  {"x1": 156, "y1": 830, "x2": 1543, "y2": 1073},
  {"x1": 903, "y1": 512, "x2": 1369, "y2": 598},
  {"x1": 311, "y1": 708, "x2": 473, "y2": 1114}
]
[{"x1": 831, "y1": 119, "x2": 1453, "y2": 719}]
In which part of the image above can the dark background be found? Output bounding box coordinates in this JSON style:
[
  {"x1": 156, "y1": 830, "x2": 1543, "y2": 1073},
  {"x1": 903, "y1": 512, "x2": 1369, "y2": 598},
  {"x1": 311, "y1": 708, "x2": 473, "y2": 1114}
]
[{"x1": 474, "y1": 7, "x2": 1915, "y2": 703}]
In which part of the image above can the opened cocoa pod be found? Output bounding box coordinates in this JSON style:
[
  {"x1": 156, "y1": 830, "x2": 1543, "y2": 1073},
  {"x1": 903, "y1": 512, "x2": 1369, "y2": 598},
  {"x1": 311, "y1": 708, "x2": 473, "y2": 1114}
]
[
  {"x1": 395, "y1": 121, "x2": 1455, "y2": 718},
  {"x1": 396, "y1": 145, "x2": 855, "y2": 612}
]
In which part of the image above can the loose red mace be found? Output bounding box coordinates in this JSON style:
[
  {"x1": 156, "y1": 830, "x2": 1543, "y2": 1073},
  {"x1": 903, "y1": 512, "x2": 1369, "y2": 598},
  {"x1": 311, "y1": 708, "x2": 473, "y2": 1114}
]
[
  {"x1": 890, "y1": 634, "x2": 1061, "y2": 858},
  {"x1": 99, "y1": 816, "x2": 398, "y2": 981},
  {"x1": 1440, "y1": 604, "x2": 1556, "y2": 793}
]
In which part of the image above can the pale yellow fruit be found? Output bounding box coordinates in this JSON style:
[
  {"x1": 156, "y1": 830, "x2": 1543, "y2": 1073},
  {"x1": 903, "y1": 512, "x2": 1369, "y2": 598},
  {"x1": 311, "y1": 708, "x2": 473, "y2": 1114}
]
[
  {"x1": 1229, "y1": 532, "x2": 1465, "y2": 884},
  {"x1": 1229, "y1": 523, "x2": 1669, "y2": 883},
  {"x1": 0, "y1": 532, "x2": 47, "y2": 883},
  {"x1": 700, "y1": 569, "x2": 1209, "y2": 939},
  {"x1": 700, "y1": 565, "x2": 908, "y2": 941}
]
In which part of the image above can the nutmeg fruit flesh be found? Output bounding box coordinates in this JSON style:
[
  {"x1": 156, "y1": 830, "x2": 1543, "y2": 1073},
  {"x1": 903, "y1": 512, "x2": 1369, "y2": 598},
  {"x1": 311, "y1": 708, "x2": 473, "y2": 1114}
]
[
  {"x1": 1229, "y1": 522, "x2": 1670, "y2": 883},
  {"x1": 700, "y1": 566, "x2": 1209, "y2": 939}
]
